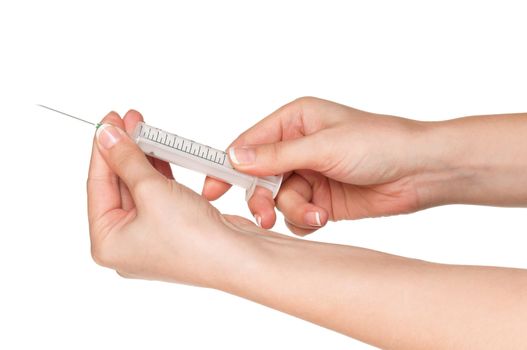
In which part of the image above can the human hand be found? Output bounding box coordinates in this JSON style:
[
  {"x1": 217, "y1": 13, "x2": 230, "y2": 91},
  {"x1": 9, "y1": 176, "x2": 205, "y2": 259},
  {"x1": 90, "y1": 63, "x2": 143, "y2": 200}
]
[
  {"x1": 87, "y1": 110, "x2": 263, "y2": 286},
  {"x1": 203, "y1": 97, "x2": 431, "y2": 235}
]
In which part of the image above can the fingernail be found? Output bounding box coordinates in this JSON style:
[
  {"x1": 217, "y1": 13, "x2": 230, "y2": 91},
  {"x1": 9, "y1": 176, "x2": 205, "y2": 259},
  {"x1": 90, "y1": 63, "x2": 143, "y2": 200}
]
[
  {"x1": 229, "y1": 146, "x2": 256, "y2": 165},
  {"x1": 96, "y1": 124, "x2": 122, "y2": 149},
  {"x1": 254, "y1": 214, "x2": 262, "y2": 227},
  {"x1": 305, "y1": 211, "x2": 322, "y2": 227}
]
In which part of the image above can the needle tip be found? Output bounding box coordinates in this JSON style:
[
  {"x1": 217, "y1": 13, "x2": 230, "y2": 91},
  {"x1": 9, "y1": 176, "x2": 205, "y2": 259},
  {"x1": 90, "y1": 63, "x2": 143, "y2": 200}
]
[{"x1": 37, "y1": 104, "x2": 96, "y2": 126}]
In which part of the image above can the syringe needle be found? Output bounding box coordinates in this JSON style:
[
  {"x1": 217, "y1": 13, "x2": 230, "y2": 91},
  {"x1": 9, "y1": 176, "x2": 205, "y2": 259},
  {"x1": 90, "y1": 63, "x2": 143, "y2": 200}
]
[{"x1": 37, "y1": 104, "x2": 97, "y2": 127}]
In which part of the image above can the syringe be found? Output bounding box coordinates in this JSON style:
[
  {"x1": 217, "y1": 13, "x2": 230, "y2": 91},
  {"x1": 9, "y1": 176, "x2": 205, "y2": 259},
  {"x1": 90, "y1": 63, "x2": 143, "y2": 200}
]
[
  {"x1": 38, "y1": 105, "x2": 283, "y2": 201},
  {"x1": 132, "y1": 122, "x2": 282, "y2": 200}
]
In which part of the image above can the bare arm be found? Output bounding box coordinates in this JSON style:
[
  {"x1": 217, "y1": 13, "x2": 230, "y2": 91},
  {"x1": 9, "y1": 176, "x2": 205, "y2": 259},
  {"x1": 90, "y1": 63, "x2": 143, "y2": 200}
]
[
  {"x1": 416, "y1": 113, "x2": 527, "y2": 208},
  {"x1": 219, "y1": 229, "x2": 527, "y2": 349}
]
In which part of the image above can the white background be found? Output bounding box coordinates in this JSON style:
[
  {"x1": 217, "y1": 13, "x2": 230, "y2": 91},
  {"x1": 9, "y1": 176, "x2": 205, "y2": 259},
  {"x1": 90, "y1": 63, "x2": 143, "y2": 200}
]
[{"x1": 1, "y1": 1, "x2": 526, "y2": 349}]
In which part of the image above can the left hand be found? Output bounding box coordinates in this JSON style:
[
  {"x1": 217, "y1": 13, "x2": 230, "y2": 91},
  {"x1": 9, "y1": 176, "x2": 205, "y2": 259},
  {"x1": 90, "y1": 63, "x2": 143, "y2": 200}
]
[{"x1": 87, "y1": 110, "x2": 262, "y2": 287}]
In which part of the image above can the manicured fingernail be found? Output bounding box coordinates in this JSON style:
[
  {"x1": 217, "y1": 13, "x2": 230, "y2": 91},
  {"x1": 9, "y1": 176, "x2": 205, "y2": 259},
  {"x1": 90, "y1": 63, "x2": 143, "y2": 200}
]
[
  {"x1": 254, "y1": 214, "x2": 262, "y2": 227},
  {"x1": 96, "y1": 124, "x2": 122, "y2": 149},
  {"x1": 305, "y1": 211, "x2": 322, "y2": 227},
  {"x1": 229, "y1": 146, "x2": 256, "y2": 165}
]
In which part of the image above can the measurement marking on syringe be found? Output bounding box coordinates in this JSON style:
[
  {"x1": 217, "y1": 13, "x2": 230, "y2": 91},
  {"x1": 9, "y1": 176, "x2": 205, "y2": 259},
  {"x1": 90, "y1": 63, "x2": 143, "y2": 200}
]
[{"x1": 143, "y1": 127, "x2": 227, "y2": 166}]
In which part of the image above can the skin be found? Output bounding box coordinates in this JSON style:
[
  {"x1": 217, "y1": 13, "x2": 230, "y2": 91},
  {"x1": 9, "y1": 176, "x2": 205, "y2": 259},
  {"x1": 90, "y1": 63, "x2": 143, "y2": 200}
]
[{"x1": 88, "y1": 98, "x2": 527, "y2": 349}]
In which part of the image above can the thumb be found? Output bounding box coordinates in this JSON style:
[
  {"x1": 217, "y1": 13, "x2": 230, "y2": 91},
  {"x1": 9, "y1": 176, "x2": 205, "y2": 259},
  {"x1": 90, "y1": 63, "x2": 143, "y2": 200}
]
[
  {"x1": 96, "y1": 123, "x2": 164, "y2": 193},
  {"x1": 228, "y1": 135, "x2": 325, "y2": 176}
]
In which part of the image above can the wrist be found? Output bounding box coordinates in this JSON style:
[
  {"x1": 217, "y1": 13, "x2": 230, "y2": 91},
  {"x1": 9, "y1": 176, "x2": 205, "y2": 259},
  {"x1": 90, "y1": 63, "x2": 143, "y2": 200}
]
[
  {"x1": 411, "y1": 119, "x2": 481, "y2": 208},
  {"x1": 202, "y1": 222, "x2": 278, "y2": 291},
  {"x1": 412, "y1": 114, "x2": 527, "y2": 207},
  {"x1": 209, "y1": 225, "x2": 304, "y2": 296}
]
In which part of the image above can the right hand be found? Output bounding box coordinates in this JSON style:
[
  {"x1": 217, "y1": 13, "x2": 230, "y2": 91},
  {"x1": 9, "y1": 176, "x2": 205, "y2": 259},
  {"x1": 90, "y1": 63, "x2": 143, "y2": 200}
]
[{"x1": 202, "y1": 97, "x2": 432, "y2": 235}]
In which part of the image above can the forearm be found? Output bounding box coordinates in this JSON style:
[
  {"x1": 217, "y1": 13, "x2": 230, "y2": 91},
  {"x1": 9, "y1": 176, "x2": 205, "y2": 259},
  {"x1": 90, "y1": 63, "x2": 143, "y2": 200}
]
[
  {"x1": 215, "y1": 233, "x2": 527, "y2": 349},
  {"x1": 415, "y1": 113, "x2": 527, "y2": 207}
]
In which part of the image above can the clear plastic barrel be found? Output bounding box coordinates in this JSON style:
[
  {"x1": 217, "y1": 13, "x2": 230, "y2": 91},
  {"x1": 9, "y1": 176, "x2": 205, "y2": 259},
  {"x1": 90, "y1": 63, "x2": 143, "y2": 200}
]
[{"x1": 132, "y1": 122, "x2": 283, "y2": 201}]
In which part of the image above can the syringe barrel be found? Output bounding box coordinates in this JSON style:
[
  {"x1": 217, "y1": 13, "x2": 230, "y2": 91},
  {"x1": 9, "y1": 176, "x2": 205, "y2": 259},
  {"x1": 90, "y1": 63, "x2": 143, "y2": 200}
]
[{"x1": 132, "y1": 122, "x2": 282, "y2": 200}]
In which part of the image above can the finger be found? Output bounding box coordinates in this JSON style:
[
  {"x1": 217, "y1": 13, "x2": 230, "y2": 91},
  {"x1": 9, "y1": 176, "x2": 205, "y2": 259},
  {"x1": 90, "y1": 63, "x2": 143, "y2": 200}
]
[
  {"x1": 275, "y1": 174, "x2": 328, "y2": 234},
  {"x1": 247, "y1": 186, "x2": 276, "y2": 229},
  {"x1": 230, "y1": 97, "x2": 333, "y2": 148},
  {"x1": 119, "y1": 109, "x2": 149, "y2": 210},
  {"x1": 117, "y1": 179, "x2": 134, "y2": 211},
  {"x1": 122, "y1": 109, "x2": 142, "y2": 135},
  {"x1": 284, "y1": 219, "x2": 318, "y2": 237},
  {"x1": 230, "y1": 99, "x2": 304, "y2": 148},
  {"x1": 95, "y1": 123, "x2": 165, "y2": 204},
  {"x1": 119, "y1": 110, "x2": 144, "y2": 210},
  {"x1": 87, "y1": 112, "x2": 126, "y2": 232},
  {"x1": 122, "y1": 109, "x2": 175, "y2": 180},
  {"x1": 246, "y1": 170, "x2": 293, "y2": 214},
  {"x1": 228, "y1": 134, "x2": 328, "y2": 176},
  {"x1": 202, "y1": 176, "x2": 232, "y2": 201},
  {"x1": 116, "y1": 270, "x2": 136, "y2": 279}
]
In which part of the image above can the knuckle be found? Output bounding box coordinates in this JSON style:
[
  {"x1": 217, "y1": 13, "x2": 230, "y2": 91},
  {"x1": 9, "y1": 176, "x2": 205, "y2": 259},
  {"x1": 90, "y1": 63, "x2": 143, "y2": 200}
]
[
  {"x1": 292, "y1": 96, "x2": 323, "y2": 116},
  {"x1": 103, "y1": 111, "x2": 121, "y2": 123},
  {"x1": 268, "y1": 142, "x2": 281, "y2": 163},
  {"x1": 166, "y1": 178, "x2": 183, "y2": 196},
  {"x1": 90, "y1": 242, "x2": 113, "y2": 267},
  {"x1": 133, "y1": 175, "x2": 163, "y2": 199},
  {"x1": 289, "y1": 96, "x2": 320, "y2": 129},
  {"x1": 116, "y1": 270, "x2": 132, "y2": 279},
  {"x1": 309, "y1": 132, "x2": 333, "y2": 170},
  {"x1": 293, "y1": 96, "x2": 317, "y2": 106},
  {"x1": 289, "y1": 96, "x2": 313, "y2": 117}
]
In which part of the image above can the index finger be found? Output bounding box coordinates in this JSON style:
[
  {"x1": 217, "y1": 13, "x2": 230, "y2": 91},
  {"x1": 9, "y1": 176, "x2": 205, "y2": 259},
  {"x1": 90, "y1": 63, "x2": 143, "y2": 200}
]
[{"x1": 202, "y1": 98, "x2": 305, "y2": 200}]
